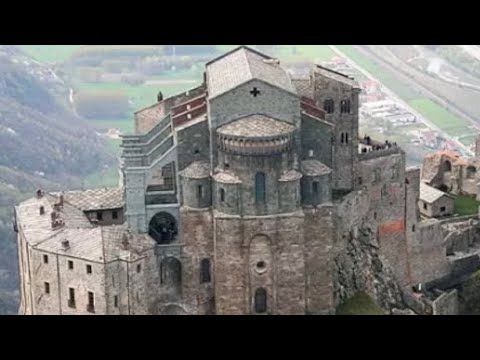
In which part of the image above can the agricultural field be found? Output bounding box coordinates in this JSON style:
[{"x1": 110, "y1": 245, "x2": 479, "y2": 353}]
[
  {"x1": 336, "y1": 45, "x2": 420, "y2": 101},
  {"x1": 454, "y1": 195, "x2": 480, "y2": 216},
  {"x1": 337, "y1": 45, "x2": 475, "y2": 141},
  {"x1": 18, "y1": 45, "x2": 83, "y2": 63}
]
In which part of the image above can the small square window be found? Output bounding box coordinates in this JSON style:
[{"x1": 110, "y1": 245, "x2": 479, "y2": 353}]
[
  {"x1": 97, "y1": 212, "x2": 103, "y2": 221},
  {"x1": 86, "y1": 265, "x2": 92, "y2": 274},
  {"x1": 440, "y1": 206, "x2": 446, "y2": 212},
  {"x1": 44, "y1": 282, "x2": 50, "y2": 294},
  {"x1": 68, "y1": 260, "x2": 74, "y2": 270},
  {"x1": 43, "y1": 255, "x2": 49, "y2": 264},
  {"x1": 112, "y1": 211, "x2": 118, "y2": 220},
  {"x1": 423, "y1": 203, "x2": 428, "y2": 210}
]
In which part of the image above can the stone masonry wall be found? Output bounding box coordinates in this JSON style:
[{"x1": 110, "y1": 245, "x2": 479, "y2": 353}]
[
  {"x1": 180, "y1": 208, "x2": 214, "y2": 314},
  {"x1": 304, "y1": 206, "x2": 335, "y2": 314},
  {"x1": 214, "y1": 212, "x2": 306, "y2": 315}
]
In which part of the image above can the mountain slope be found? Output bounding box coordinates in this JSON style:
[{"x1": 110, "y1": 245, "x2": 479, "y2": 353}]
[{"x1": 0, "y1": 45, "x2": 116, "y2": 314}]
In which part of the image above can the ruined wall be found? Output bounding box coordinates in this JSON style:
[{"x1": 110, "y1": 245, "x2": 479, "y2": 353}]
[
  {"x1": 408, "y1": 220, "x2": 450, "y2": 284},
  {"x1": 333, "y1": 190, "x2": 405, "y2": 311},
  {"x1": 432, "y1": 289, "x2": 459, "y2": 315},
  {"x1": 458, "y1": 269, "x2": 480, "y2": 314},
  {"x1": 358, "y1": 151, "x2": 410, "y2": 286}
]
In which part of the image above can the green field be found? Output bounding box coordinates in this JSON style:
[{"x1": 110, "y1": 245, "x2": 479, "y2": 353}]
[
  {"x1": 454, "y1": 195, "x2": 480, "y2": 216},
  {"x1": 408, "y1": 98, "x2": 471, "y2": 137},
  {"x1": 19, "y1": 45, "x2": 83, "y2": 63},
  {"x1": 336, "y1": 292, "x2": 385, "y2": 315},
  {"x1": 336, "y1": 45, "x2": 420, "y2": 101}
]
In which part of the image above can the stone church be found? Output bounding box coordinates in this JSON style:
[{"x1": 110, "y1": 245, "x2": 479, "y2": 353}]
[{"x1": 16, "y1": 46, "x2": 474, "y2": 315}]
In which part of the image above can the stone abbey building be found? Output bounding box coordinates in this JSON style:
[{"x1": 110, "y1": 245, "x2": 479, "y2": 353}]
[{"x1": 15, "y1": 46, "x2": 480, "y2": 315}]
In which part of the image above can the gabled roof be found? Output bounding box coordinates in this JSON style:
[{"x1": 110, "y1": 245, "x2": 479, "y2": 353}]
[
  {"x1": 315, "y1": 64, "x2": 360, "y2": 89},
  {"x1": 206, "y1": 46, "x2": 297, "y2": 99},
  {"x1": 420, "y1": 182, "x2": 454, "y2": 204},
  {"x1": 51, "y1": 187, "x2": 124, "y2": 212}
]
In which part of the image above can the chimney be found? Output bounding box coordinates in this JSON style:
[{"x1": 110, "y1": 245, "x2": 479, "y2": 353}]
[
  {"x1": 59, "y1": 194, "x2": 64, "y2": 207},
  {"x1": 36, "y1": 189, "x2": 44, "y2": 198},
  {"x1": 62, "y1": 240, "x2": 70, "y2": 250},
  {"x1": 39, "y1": 206, "x2": 45, "y2": 215},
  {"x1": 121, "y1": 233, "x2": 130, "y2": 250}
]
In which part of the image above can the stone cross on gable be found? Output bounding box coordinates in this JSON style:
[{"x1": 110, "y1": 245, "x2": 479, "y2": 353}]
[{"x1": 250, "y1": 87, "x2": 261, "y2": 97}]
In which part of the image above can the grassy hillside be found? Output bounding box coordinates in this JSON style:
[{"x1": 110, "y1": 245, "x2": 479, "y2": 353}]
[{"x1": 336, "y1": 292, "x2": 385, "y2": 315}]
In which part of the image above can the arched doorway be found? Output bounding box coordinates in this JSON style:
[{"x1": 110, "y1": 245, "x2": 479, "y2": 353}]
[
  {"x1": 149, "y1": 212, "x2": 177, "y2": 244},
  {"x1": 443, "y1": 160, "x2": 452, "y2": 172},
  {"x1": 467, "y1": 166, "x2": 477, "y2": 179}
]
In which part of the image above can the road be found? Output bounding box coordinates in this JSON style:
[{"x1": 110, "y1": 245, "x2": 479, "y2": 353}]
[
  {"x1": 458, "y1": 45, "x2": 480, "y2": 62},
  {"x1": 328, "y1": 45, "x2": 473, "y2": 157}
]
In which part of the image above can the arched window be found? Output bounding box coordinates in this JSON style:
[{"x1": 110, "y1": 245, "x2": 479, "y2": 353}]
[
  {"x1": 443, "y1": 160, "x2": 452, "y2": 172},
  {"x1": 467, "y1": 166, "x2": 477, "y2": 179},
  {"x1": 220, "y1": 188, "x2": 225, "y2": 202},
  {"x1": 323, "y1": 99, "x2": 334, "y2": 114},
  {"x1": 340, "y1": 99, "x2": 351, "y2": 113},
  {"x1": 345, "y1": 133, "x2": 349, "y2": 144},
  {"x1": 255, "y1": 172, "x2": 266, "y2": 203},
  {"x1": 200, "y1": 258, "x2": 211, "y2": 284},
  {"x1": 312, "y1": 181, "x2": 319, "y2": 195},
  {"x1": 341, "y1": 133, "x2": 345, "y2": 144},
  {"x1": 254, "y1": 288, "x2": 267, "y2": 314},
  {"x1": 149, "y1": 212, "x2": 177, "y2": 244}
]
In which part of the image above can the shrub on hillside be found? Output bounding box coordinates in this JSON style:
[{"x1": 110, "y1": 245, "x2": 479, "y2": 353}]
[{"x1": 74, "y1": 90, "x2": 130, "y2": 119}]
